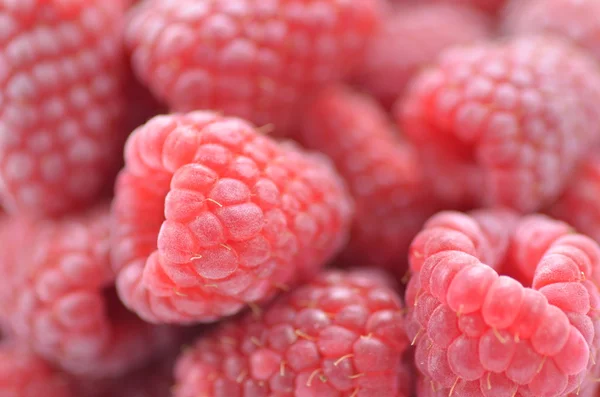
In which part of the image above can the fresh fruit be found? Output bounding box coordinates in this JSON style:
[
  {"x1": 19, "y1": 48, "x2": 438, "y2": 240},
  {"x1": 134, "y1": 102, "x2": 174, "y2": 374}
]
[
  {"x1": 173, "y1": 269, "x2": 410, "y2": 397},
  {"x1": 396, "y1": 35, "x2": 600, "y2": 212},
  {"x1": 112, "y1": 111, "x2": 353, "y2": 324}
]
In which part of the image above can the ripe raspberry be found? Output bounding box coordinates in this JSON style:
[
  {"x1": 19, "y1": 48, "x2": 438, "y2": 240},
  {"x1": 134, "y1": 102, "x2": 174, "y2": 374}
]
[
  {"x1": 396, "y1": 36, "x2": 600, "y2": 212},
  {"x1": 430, "y1": 0, "x2": 507, "y2": 14},
  {"x1": 301, "y1": 85, "x2": 439, "y2": 273},
  {"x1": 502, "y1": 0, "x2": 600, "y2": 63},
  {"x1": 0, "y1": 205, "x2": 178, "y2": 378},
  {"x1": 0, "y1": 342, "x2": 72, "y2": 397},
  {"x1": 125, "y1": 0, "x2": 381, "y2": 134},
  {"x1": 173, "y1": 269, "x2": 409, "y2": 397},
  {"x1": 548, "y1": 154, "x2": 600, "y2": 245},
  {"x1": 0, "y1": 0, "x2": 129, "y2": 217},
  {"x1": 407, "y1": 210, "x2": 600, "y2": 396},
  {"x1": 112, "y1": 111, "x2": 353, "y2": 324},
  {"x1": 355, "y1": 3, "x2": 492, "y2": 108}
]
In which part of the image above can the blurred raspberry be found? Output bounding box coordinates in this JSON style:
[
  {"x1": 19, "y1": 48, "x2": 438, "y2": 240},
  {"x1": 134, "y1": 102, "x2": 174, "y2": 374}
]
[
  {"x1": 0, "y1": 341, "x2": 72, "y2": 397},
  {"x1": 112, "y1": 111, "x2": 353, "y2": 325},
  {"x1": 396, "y1": 35, "x2": 600, "y2": 212},
  {"x1": 0, "y1": 205, "x2": 178, "y2": 378},
  {"x1": 407, "y1": 210, "x2": 600, "y2": 396},
  {"x1": 503, "y1": 0, "x2": 600, "y2": 62},
  {"x1": 301, "y1": 85, "x2": 439, "y2": 273},
  {"x1": 431, "y1": 0, "x2": 507, "y2": 14},
  {"x1": 0, "y1": 0, "x2": 129, "y2": 217},
  {"x1": 356, "y1": 3, "x2": 492, "y2": 108},
  {"x1": 174, "y1": 269, "x2": 410, "y2": 397},
  {"x1": 125, "y1": 0, "x2": 382, "y2": 134}
]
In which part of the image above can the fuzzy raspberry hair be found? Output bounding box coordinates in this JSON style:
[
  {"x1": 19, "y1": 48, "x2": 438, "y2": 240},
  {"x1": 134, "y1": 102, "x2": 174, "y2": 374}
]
[
  {"x1": 406, "y1": 209, "x2": 600, "y2": 396},
  {"x1": 174, "y1": 269, "x2": 410, "y2": 397},
  {"x1": 112, "y1": 111, "x2": 353, "y2": 324},
  {"x1": 0, "y1": 0, "x2": 128, "y2": 217}
]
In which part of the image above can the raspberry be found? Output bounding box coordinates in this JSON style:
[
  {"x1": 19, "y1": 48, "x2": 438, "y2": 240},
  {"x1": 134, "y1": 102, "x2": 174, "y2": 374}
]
[
  {"x1": 395, "y1": 36, "x2": 600, "y2": 212},
  {"x1": 502, "y1": 0, "x2": 600, "y2": 62},
  {"x1": 548, "y1": 154, "x2": 600, "y2": 245},
  {"x1": 0, "y1": 342, "x2": 72, "y2": 397},
  {"x1": 0, "y1": 205, "x2": 178, "y2": 378},
  {"x1": 430, "y1": 0, "x2": 507, "y2": 14},
  {"x1": 300, "y1": 85, "x2": 439, "y2": 272},
  {"x1": 0, "y1": 0, "x2": 129, "y2": 217},
  {"x1": 112, "y1": 111, "x2": 353, "y2": 324},
  {"x1": 125, "y1": 0, "x2": 381, "y2": 134},
  {"x1": 407, "y1": 210, "x2": 600, "y2": 396},
  {"x1": 173, "y1": 269, "x2": 409, "y2": 397},
  {"x1": 355, "y1": 3, "x2": 492, "y2": 108}
]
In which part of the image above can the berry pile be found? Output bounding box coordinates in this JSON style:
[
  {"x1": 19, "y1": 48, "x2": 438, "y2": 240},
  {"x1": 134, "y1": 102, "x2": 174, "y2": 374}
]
[{"x1": 3, "y1": 0, "x2": 600, "y2": 396}]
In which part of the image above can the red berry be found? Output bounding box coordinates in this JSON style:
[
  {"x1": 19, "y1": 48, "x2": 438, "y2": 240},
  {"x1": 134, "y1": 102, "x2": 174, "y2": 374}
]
[
  {"x1": 301, "y1": 85, "x2": 440, "y2": 273},
  {"x1": 396, "y1": 35, "x2": 600, "y2": 212},
  {"x1": 407, "y1": 209, "x2": 600, "y2": 396},
  {"x1": 0, "y1": 0, "x2": 129, "y2": 217},
  {"x1": 356, "y1": 3, "x2": 492, "y2": 108},
  {"x1": 173, "y1": 269, "x2": 410, "y2": 397},
  {"x1": 503, "y1": 0, "x2": 600, "y2": 63},
  {"x1": 0, "y1": 342, "x2": 72, "y2": 397},
  {"x1": 125, "y1": 0, "x2": 381, "y2": 134},
  {"x1": 112, "y1": 111, "x2": 353, "y2": 324},
  {"x1": 0, "y1": 205, "x2": 178, "y2": 377},
  {"x1": 430, "y1": 0, "x2": 507, "y2": 15}
]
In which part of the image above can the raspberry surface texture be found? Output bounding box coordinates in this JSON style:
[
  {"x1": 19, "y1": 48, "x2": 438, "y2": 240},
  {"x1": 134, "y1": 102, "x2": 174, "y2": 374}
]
[
  {"x1": 356, "y1": 3, "x2": 491, "y2": 108},
  {"x1": 0, "y1": 205, "x2": 178, "y2": 377},
  {"x1": 396, "y1": 36, "x2": 600, "y2": 212},
  {"x1": 0, "y1": 0, "x2": 128, "y2": 217},
  {"x1": 406, "y1": 209, "x2": 600, "y2": 396},
  {"x1": 301, "y1": 85, "x2": 439, "y2": 273},
  {"x1": 112, "y1": 111, "x2": 353, "y2": 324},
  {"x1": 174, "y1": 269, "x2": 410, "y2": 397},
  {"x1": 0, "y1": 342, "x2": 72, "y2": 397},
  {"x1": 125, "y1": 0, "x2": 381, "y2": 134},
  {"x1": 502, "y1": 0, "x2": 600, "y2": 63}
]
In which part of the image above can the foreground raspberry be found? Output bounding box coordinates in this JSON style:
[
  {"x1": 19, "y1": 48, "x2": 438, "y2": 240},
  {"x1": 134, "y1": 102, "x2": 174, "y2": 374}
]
[
  {"x1": 548, "y1": 154, "x2": 600, "y2": 245},
  {"x1": 125, "y1": 0, "x2": 381, "y2": 134},
  {"x1": 406, "y1": 210, "x2": 600, "y2": 396},
  {"x1": 396, "y1": 36, "x2": 600, "y2": 212},
  {"x1": 356, "y1": 3, "x2": 491, "y2": 108},
  {"x1": 0, "y1": 205, "x2": 177, "y2": 377},
  {"x1": 502, "y1": 0, "x2": 600, "y2": 63},
  {"x1": 301, "y1": 85, "x2": 439, "y2": 272},
  {"x1": 0, "y1": 0, "x2": 128, "y2": 217},
  {"x1": 112, "y1": 111, "x2": 353, "y2": 324},
  {"x1": 0, "y1": 342, "x2": 72, "y2": 397},
  {"x1": 174, "y1": 269, "x2": 409, "y2": 397}
]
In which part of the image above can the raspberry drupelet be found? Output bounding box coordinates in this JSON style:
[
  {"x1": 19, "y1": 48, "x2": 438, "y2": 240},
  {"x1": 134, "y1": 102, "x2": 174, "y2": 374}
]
[
  {"x1": 0, "y1": 342, "x2": 72, "y2": 397},
  {"x1": 502, "y1": 0, "x2": 600, "y2": 63},
  {"x1": 0, "y1": 205, "x2": 178, "y2": 378},
  {"x1": 356, "y1": 3, "x2": 492, "y2": 108},
  {"x1": 301, "y1": 85, "x2": 439, "y2": 273},
  {"x1": 396, "y1": 35, "x2": 600, "y2": 213},
  {"x1": 406, "y1": 209, "x2": 600, "y2": 396},
  {"x1": 173, "y1": 269, "x2": 410, "y2": 397},
  {"x1": 125, "y1": 0, "x2": 381, "y2": 134},
  {"x1": 111, "y1": 111, "x2": 353, "y2": 324},
  {"x1": 0, "y1": 0, "x2": 129, "y2": 217}
]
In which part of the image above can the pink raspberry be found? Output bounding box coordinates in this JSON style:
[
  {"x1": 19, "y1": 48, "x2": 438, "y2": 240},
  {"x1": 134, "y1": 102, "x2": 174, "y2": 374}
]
[
  {"x1": 125, "y1": 0, "x2": 381, "y2": 134},
  {"x1": 355, "y1": 3, "x2": 492, "y2": 108},
  {"x1": 301, "y1": 85, "x2": 440, "y2": 273},
  {"x1": 406, "y1": 210, "x2": 600, "y2": 396},
  {"x1": 0, "y1": 0, "x2": 129, "y2": 217},
  {"x1": 112, "y1": 111, "x2": 353, "y2": 324},
  {"x1": 548, "y1": 154, "x2": 600, "y2": 245},
  {"x1": 0, "y1": 205, "x2": 178, "y2": 378},
  {"x1": 395, "y1": 36, "x2": 600, "y2": 212},
  {"x1": 173, "y1": 269, "x2": 410, "y2": 397},
  {"x1": 0, "y1": 342, "x2": 72, "y2": 397},
  {"x1": 502, "y1": 0, "x2": 600, "y2": 63}
]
